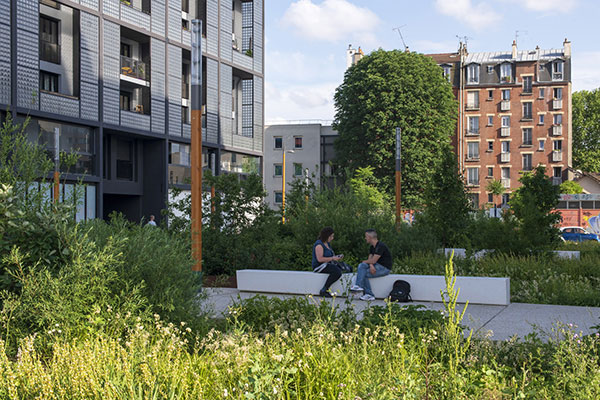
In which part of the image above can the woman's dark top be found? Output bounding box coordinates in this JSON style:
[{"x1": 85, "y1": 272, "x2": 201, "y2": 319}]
[{"x1": 312, "y1": 239, "x2": 335, "y2": 269}]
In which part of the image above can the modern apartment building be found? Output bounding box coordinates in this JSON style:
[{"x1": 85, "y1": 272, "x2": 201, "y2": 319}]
[
  {"x1": 0, "y1": 0, "x2": 264, "y2": 222},
  {"x1": 427, "y1": 40, "x2": 572, "y2": 208},
  {"x1": 263, "y1": 122, "x2": 337, "y2": 209}
]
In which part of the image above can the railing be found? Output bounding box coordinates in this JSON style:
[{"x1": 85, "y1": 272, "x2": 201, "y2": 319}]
[
  {"x1": 501, "y1": 127, "x2": 510, "y2": 137},
  {"x1": 552, "y1": 125, "x2": 563, "y2": 136},
  {"x1": 120, "y1": 55, "x2": 148, "y2": 81},
  {"x1": 40, "y1": 40, "x2": 60, "y2": 64},
  {"x1": 501, "y1": 153, "x2": 510, "y2": 163},
  {"x1": 553, "y1": 72, "x2": 563, "y2": 81},
  {"x1": 552, "y1": 177, "x2": 562, "y2": 186},
  {"x1": 552, "y1": 151, "x2": 563, "y2": 162},
  {"x1": 500, "y1": 101, "x2": 510, "y2": 111},
  {"x1": 501, "y1": 178, "x2": 510, "y2": 188},
  {"x1": 553, "y1": 99, "x2": 563, "y2": 110}
]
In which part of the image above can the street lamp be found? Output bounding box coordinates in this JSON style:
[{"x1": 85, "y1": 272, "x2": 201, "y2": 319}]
[{"x1": 281, "y1": 147, "x2": 295, "y2": 224}]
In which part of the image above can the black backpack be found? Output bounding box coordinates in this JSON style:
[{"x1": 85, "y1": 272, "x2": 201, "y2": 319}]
[{"x1": 388, "y1": 280, "x2": 412, "y2": 302}]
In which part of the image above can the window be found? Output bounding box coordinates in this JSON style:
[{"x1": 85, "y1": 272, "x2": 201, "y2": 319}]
[
  {"x1": 40, "y1": 16, "x2": 59, "y2": 64},
  {"x1": 467, "y1": 91, "x2": 479, "y2": 109},
  {"x1": 523, "y1": 76, "x2": 532, "y2": 94},
  {"x1": 500, "y1": 63, "x2": 512, "y2": 82},
  {"x1": 241, "y1": 79, "x2": 254, "y2": 137},
  {"x1": 40, "y1": 71, "x2": 59, "y2": 93},
  {"x1": 502, "y1": 193, "x2": 510, "y2": 205},
  {"x1": 274, "y1": 164, "x2": 282, "y2": 176},
  {"x1": 539, "y1": 139, "x2": 545, "y2": 151},
  {"x1": 181, "y1": 106, "x2": 190, "y2": 124},
  {"x1": 522, "y1": 102, "x2": 532, "y2": 120},
  {"x1": 487, "y1": 115, "x2": 493, "y2": 126},
  {"x1": 501, "y1": 116, "x2": 510, "y2": 127},
  {"x1": 502, "y1": 167, "x2": 510, "y2": 179},
  {"x1": 467, "y1": 64, "x2": 479, "y2": 84},
  {"x1": 274, "y1": 137, "x2": 282, "y2": 149},
  {"x1": 168, "y1": 143, "x2": 191, "y2": 166},
  {"x1": 468, "y1": 193, "x2": 479, "y2": 208},
  {"x1": 119, "y1": 91, "x2": 131, "y2": 111},
  {"x1": 539, "y1": 114, "x2": 545, "y2": 125},
  {"x1": 539, "y1": 88, "x2": 545, "y2": 99},
  {"x1": 294, "y1": 137, "x2": 303, "y2": 148},
  {"x1": 552, "y1": 60, "x2": 564, "y2": 80},
  {"x1": 553, "y1": 167, "x2": 562, "y2": 178},
  {"x1": 442, "y1": 65, "x2": 451, "y2": 80},
  {"x1": 554, "y1": 114, "x2": 563, "y2": 125},
  {"x1": 467, "y1": 142, "x2": 479, "y2": 160},
  {"x1": 467, "y1": 167, "x2": 479, "y2": 186},
  {"x1": 502, "y1": 89, "x2": 510, "y2": 101},
  {"x1": 274, "y1": 191, "x2": 283, "y2": 204},
  {"x1": 467, "y1": 116, "x2": 479, "y2": 134},
  {"x1": 522, "y1": 128, "x2": 532, "y2": 146},
  {"x1": 488, "y1": 90, "x2": 494, "y2": 100},
  {"x1": 553, "y1": 140, "x2": 562, "y2": 152},
  {"x1": 294, "y1": 163, "x2": 303, "y2": 176},
  {"x1": 501, "y1": 141, "x2": 510, "y2": 154},
  {"x1": 522, "y1": 154, "x2": 532, "y2": 171},
  {"x1": 116, "y1": 138, "x2": 135, "y2": 181},
  {"x1": 488, "y1": 193, "x2": 494, "y2": 203},
  {"x1": 120, "y1": 43, "x2": 131, "y2": 58},
  {"x1": 487, "y1": 65, "x2": 494, "y2": 74},
  {"x1": 487, "y1": 141, "x2": 494, "y2": 152},
  {"x1": 553, "y1": 87, "x2": 563, "y2": 100},
  {"x1": 487, "y1": 167, "x2": 494, "y2": 177}
]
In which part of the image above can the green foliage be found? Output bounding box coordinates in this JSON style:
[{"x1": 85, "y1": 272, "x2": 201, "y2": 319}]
[
  {"x1": 333, "y1": 49, "x2": 458, "y2": 208},
  {"x1": 573, "y1": 89, "x2": 600, "y2": 172},
  {"x1": 560, "y1": 180, "x2": 584, "y2": 194},
  {"x1": 510, "y1": 166, "x2": 561, "y2": 251},
  {"x1": 348, "y1": 166, "x2": 391, "y2": 211}
]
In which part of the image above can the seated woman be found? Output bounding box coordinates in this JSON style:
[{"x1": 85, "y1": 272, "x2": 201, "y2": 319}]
[{"x1": 312, "y1": 227, "x2": 343, "y2": 297}]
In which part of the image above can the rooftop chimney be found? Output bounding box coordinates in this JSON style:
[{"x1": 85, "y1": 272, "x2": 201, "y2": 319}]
[
  {"x1": 511, "y1": 40, "x2": 517, "y2": 59},
  {"x1": 563, "y1": 38, "x2": 571, "y2": 57}
]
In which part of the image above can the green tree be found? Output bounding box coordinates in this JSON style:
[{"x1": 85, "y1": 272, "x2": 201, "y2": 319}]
[
  {"x1": 559, "y1": 180, "x2": 583, "y2": 194},
  {"x1": 486, "y1": 179, "x2": 505, "y2": 218},
  {"x1": 509, "y1": 166, "x2": 561, "y2": 250},
  {"x1": 573, "y1": 89, "x2": 600, "y2": 172},
  {"x1": 348, "y1": 167, "x2": 391, "y2": 212},
  {"x1": 333, "y1": 50, "x2": 458, "y2": 209}
]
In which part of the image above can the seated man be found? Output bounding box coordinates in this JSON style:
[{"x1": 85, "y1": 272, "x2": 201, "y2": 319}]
[{"x1": 351, "y1": 229, "x2": 393, "y2": 301}]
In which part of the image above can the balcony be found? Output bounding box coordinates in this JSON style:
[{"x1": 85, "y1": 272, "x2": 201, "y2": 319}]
[
  {"x1": 40, "y1": 40, "x2": 60, "y2": 64},
  {"x1": 501, "y1": 76, "x2": 512, "y2": 84},
  {"x1": 501, "y1": 127, "x2": 510, "y2": 137},
  {"x1": 552, "y1": 177, "x2": 562, "y2": 186},
  {"x1": 553, "y1": 99, "x2": 563, "y2": 110},
  {"x1": 501, "y1": 178, "x2": 510, "y2": 188},
  {"x1": 120, "y1": 55, "x2": 148, "y2": 82},
  {"x1": 466, "y1": 129, "x2": 479, "y2": 136},
  {"x1": 501, "y1": 153, "x2": 510, "y2": 163},
  {"x1": 500, "y1": 101, "x2": 510, "y2": 111},
  {"x1": 552, "y1": 124, "x2": 563, "y2": 136},
  {"x1": 552, "y1": 151, "x2": 563, "y2": 162}
]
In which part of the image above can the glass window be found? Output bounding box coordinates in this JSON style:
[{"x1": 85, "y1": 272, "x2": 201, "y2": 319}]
[
  {"x1": 500, "y1": 63, "x2": 512, "y2": 82},
  {"x1": 40, "y1": 71, "x2": 59, "y2": 93},
  {"x1": 169, "y1": 143, "x2": 191, "y2": 166},
  {"x1": 487, "y1": 115, "x2": 493, "y2": 126},
  {"x1": 468, "y1": 116, "x2": 479, "y2": 134},
  {"x1": 522, "y1": 154, "x2": 532, "y2": 171},
  {"x1": 274, "y1": 137, "x2": 282, "y2": 149},
  {"x1": 220, "y1": 151, "x2": 260, "y2": 175},
  {"x1": 442, "y1": 65, "x2": 451, "y2": 80},
  {"x1": 582, "y1": 201, "x2": 595, "y2": 209},
  {"x1": 522, "y1": 102, "x2": 532, "y2": 120},
  {"x1": 120, "y1": 91, "x2": 131, "y2": 111},
  {"x1": 274, "y1": 191, "x2": 283, "y2": 204},
  {"x1": 502, "y1": 167, "x2": 510, "y2": 179},
  {"x1": 181, "y1": 106, "x2": 190, "y2": 124},
  {"x1": 502, "y1": 193, "x2": 510, "y2": 205},
  {"x1": 539, "y1": 88, "x2": 545, "y2": 99},
  {"x1": 553, "y1": 87, "x2": 563, "y2": 99},
  {"x1": 553, "y1": 166, "x2": 562, "y2": 178},
  {"x1": 467, "y1": 64, "x2": 479, "y2": 84},
  {"x1": 294, "y1": 163, "x2": 303, "y2": 176},
  {"x1": 488, "y1": 141, "x2": 493, "y2": 151},
  {"x1": 487, "y1": 167, "x2": 493, "y2": 177},
  {"x1": 554, "y1": 114, "x2": 563, "y2": 125},
  {"x1": 539, "y1": 114, "x2": 545, "y2": 125},
  {"x1": 501, "y1": 141, "x2": 510, "y2": 153},
  {"x1": 468, "y1": 193, "x2": 479, "y2": 208},
  {"x1": 487, "y1": 65, "x2": 494, "y2": 74},
  {"x1": 539, "y1": 139, "x2": 545, "y2": 151},
  {"x1": 502, "y1": 89, "x2": 510, "y2": 101},
  {"x1": 294, "y1": 137, "x2": 303, "y2": 148},
  {"x1": 523, "y1": 76, "x2": 532, "y2": 93},
  {"x1": 40, "y1": 16, "x2": 59, "y2": 64},
  {"x1": 488, "y1": 193, "x2": 494, "y2": 203},
  {"x1": 467, "y1": 91, "x2": 479, "y2": 109},
  {"x1": 467, "y1": 167, "x2": 479, "y2": 185},
  {"x1": 274, "y1": 164, "x2": 282, "y2": 176},
  {"x1": 488, "y1": 89, "x2": 493, "y2": 100},
  {"x1": 501, "y1": 116, "x2": 510, "y2": 127},
  {"x1": 553, "y1": 60, "x2": 564, "y2": 80},
  {"x1": 116, "y1": 139, "x2": 134, "y2": 181},
  {"x1": 553, "y1": 140, "x2": 562, "y2": 152},
  {"x1": 523, "y1": 128, "x2": 532, "y2": 146},
  {"x1": 467, "y1": 142, "x2": 479, "y2": 159}
]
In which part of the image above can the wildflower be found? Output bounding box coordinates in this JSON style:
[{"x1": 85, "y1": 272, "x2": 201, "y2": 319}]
[{"x1": 223, "y1": 388, "x2": 228, "y2": 397}]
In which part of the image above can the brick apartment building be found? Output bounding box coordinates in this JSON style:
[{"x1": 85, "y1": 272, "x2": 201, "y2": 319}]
[{"x1": 428, "y1": 40, "x2": 572, "y2": 208}]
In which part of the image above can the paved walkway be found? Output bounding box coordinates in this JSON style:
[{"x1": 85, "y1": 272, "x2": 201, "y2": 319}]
[{"x1": 202, "y1": 288, "x2": 600, "y2": 341}]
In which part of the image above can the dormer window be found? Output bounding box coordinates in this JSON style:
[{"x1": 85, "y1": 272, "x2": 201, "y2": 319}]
[
  {"x1": 500, "y1": 63, "x2": 512, "y2": 83},
  {"x1": 441, "y1": 64, "x2": 451, "y2": 81},
  {"x1": 553, "y1": 60, "x2": 564, "y2": 81},
  {"x1": 467, "y1": 64, "x2": 479, "y2": 84}
]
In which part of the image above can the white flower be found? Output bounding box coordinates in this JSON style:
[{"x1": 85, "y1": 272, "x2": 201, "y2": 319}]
[{"x1": 223, "y1": 388, "x2": 228, "y2": 397}]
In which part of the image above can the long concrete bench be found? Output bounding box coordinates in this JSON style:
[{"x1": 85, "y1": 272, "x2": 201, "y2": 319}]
[{"x1": 236, "y1": 269, "x2": 510, "y2": 306}]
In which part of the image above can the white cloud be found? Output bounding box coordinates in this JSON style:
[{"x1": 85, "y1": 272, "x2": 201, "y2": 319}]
[
  {"x1": 572, "y1": 51, "x2": 600, "y2": 92},
  {"x1": 265, "y1": 81, "x2": 337, "y2": 122},
  {"x1": 434, "y1": 0, "x2": 501, "y2": 31},
  {"x1": 508, "y1": 0, "x2": 578, "y2": 12},
  {"x1": 281, "y1": 0, "x2": 380, "y2": 44}
]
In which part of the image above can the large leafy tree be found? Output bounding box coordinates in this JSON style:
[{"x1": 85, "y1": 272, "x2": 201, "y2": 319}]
[
  {"x1": 573, "y1": 89, "x2": 600, "y2": 172},
  {"x1": 333, "y1": 50, "x2": 458, "y2": 208}
]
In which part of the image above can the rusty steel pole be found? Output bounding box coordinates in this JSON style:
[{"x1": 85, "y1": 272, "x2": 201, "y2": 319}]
[
  {"x1": 191, "y1": 20, "x2": 203, "y2": 273},
  {"x1": 395, "y1": 127, "x2": 401, "y2": 230},
  {"x1": 53, "y1": 127, "x2": 60, "y2": 204}
]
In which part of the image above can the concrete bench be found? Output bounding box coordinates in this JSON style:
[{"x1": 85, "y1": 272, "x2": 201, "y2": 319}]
[
  {"x1": 236, "y1": 269, "x2": 510, "y2": 306},
  {"x1": 552, "y1": 250, "x2": 580, "y2": 260}
]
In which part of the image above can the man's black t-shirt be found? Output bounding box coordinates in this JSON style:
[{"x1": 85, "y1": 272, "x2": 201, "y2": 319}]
[{"x1": 369, "y1": 241, "x2": 393, "y2": 269}]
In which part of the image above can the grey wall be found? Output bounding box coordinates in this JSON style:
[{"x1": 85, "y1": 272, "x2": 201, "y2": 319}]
[{"x1": 0, "y1": 0, "x2": 10, "y2": 106}]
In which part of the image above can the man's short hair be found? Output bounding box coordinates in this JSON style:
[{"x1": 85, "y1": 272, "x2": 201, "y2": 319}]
[{"x1": 365, "y1": 229, "x2": 377, "y2": 239}]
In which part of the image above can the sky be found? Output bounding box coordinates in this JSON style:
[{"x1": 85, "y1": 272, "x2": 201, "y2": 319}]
[{"x1": 264, "y1": 0, "x2": 600, "y2": 123}]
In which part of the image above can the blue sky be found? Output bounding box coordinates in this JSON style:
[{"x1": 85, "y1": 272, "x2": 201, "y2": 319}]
[{"x1": 264, "y1": 0, "x2": 600, "y2": 122}]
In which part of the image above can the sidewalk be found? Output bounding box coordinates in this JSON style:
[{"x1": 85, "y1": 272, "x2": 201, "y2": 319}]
[{"x1": 202, "y1": 288, "x2": 600, "y2": 341}]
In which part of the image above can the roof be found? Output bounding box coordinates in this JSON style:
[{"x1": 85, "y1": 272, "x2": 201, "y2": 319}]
[
  {"x1": 427, "y1": 52, "x2": 460, "y2": 64},
  {"x1": 465, "y1": 49, "x2": 564, "y2": 64},
  {"x1": 573, "y1": 171, "x2": 600, "y2": 185}
]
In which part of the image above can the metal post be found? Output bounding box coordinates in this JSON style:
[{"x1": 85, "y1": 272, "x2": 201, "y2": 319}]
[
  {"x1": 191, "y1": 20, "x2": 203, "y2": 273},
  {"x1": 53, "y1": 127, "x2": 60, "y2": 204},
  {"x1": 282, "y1": 149, "x2": 286, "y2": 224},
  {"x1": 395, "y1": 127, "x2": 402, "y2": 229}
]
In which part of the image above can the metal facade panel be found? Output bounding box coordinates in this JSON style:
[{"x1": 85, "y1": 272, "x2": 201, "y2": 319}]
[
  {"x1": 219, "y1": 63, "x2": 231, "y2": 93},
  {"x1": 206, "y1": 87, "x2": 218, "y2": 113},
  {"x1": 152, "y1": 99, "x2": 165, "y2": 133},
  {"x1": 182, "y1": 29, "x2": 191, "y2": 47},
  {"x1": 253, "y1": 0, "x2": 263, "y2": 26},
  {"x1": 232, "y1": 134, "x2": 252, "y2": 150},
  {"x1": 16, "y1": 66, "x2": 38, "y2": 109},
  {"x1": 79, "y1": 0, "x2": 99, "y2": 11},
  {"x1": 121, "y1": 110, "x2": 151, "y2": 131},
  {"x1": 16, "y1": 0, "x2": 38, "y2": 34},
  {"x1": 81, "y1": 49, "x2": 99, "y2": 80},
  {"x1": 220, "y1": 0, "x2": 231, "y2": 28},
  {"x1": 254, "y1": 76, "x2": 263, "y2": 103},
  {"x1": 0, "y1": 0, "x2": 10, "y2": 22},
  {"x1": 17, "y1": 29, "x2": 38, "y2": 68},
  {"x1": 80, "y1": 81, "x2": 98, "y2": 120},
  {"x1": 40, "y1": 92, "x2": 80, "y2": 118},
  {"x1": 206, "y1": 0, "x2": 218, "y2": 26},
  {"x1": 80, "y1": 12, "x2": 99, "y2": 51},
  {"x1": 167, "y1": 44, "x2": 181, "y2": 102},
  {"x1": 253, "y1": 101, "x2": 263, "y2": 127},
  {"x1": 103, "y1": 87, "x2": 120, "y2": 125},
  {"x1": 0, "y1": 25, "x2": 10, "y2": 58},
  {"x1": 168, "y1": 72, "x2": 181, "y2": 104},
  {"x1": 103, "y1": 21, "x2": 120, "y2": 60},
  {"x1": 206, "y1": 58, "x2": 218, "y2": 88},
  {"x1": 168, "y1": 102, "x2": 182, "y2": 136},
  {"x1": 152, "y1": 72, "x2": 166, "y2": 100},
  {"x1": 0, "y1": 62, "x2": 10, "y2": 106},
  {"x1": 220, "y1": 30, "x2": 232, "y2": 61},
  {"x1": 182, "y1": 123, "x2": 191, "y2": 138},
  {"x1": 102, "y1": 0, "x2": 120, "y2": 18},
  {"x1": 206, "y1": 112, "x2": 218, "y2": 143},
  {"x1": 206, "y1": 24, "x2": 218, "y2": 56},
  {"x1": 232, "y1": 51, "x2": 252, "y2": 70},
  {"x1": 151, "y1": 38, "x2": 166, "y2": 74},
  {"x1": 253, "y1": 23, "x2": 263, "y2": 73},
  {"x1": 151, "y1": 0, "x2": 166, "y2": 36},
  {"x1": 220, "y1": 115, "x2": 231, "y2": 142},
  {"x1": 167, "y1": 1, "x2": 181, "y2": 43},
  {"x1": 103, "y1": 55, "x2": 120, "y2": 89},
  {"x1": 121, "y1": 5, "x2": 151, "y2": 32}
]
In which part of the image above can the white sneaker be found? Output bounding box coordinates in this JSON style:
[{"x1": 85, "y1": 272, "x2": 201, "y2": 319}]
[
  {"x1": 359, "y1": 294, "x2": 376, "y2": 301},
  {"x1": 350, "y1": 285, "x2": 363, "y2": 292}
]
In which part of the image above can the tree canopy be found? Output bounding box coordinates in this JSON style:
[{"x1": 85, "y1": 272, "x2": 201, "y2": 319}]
[
  {"x1": 573, "y1": 89, "x2": 600, "y2": 172},
  {"x1": 333, "y1": 50, "x2": 458, "y2": 209}
]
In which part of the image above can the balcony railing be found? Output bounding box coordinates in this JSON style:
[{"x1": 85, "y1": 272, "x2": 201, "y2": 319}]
[
  {"x1": 552, "y1": 151, "x2": 563, "y2": 162},
  {"x1": 500, "y1": 101, "x2": 510, "y2": 111},
  {"x1": 501, "y1": 153, "x2": 510, "y2": 163},
  {"x1": 552, "y1": 124, "x2": 563, "y2": 136},
  {"x1": 120, "y1": 56, "x2": 148, "y2": 81},
  {"x1": 501, "y1": 127, "x2": 510, "y2": 137},
  {"x1": 40, "y1": 40, "x2": 60, "y2": 64},
  {"x1": 553, "y1": 72, "x2": 563, "y2": 81},
  {"x1": 501, "y1": 178, "x2": 510, "y2": 188},
  {"x1": 552, "y1": 177, "x2": 562, "y2": 186},
  {"x1": 553, "y1": 99, "x2": 563, "y2": 109}
]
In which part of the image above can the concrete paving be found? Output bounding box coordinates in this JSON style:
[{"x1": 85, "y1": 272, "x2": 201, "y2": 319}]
[{"x1": 202, "y1": 288, "x2": 600, "y2": 341}]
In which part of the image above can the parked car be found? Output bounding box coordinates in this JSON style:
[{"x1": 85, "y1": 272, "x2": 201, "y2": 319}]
[{"x1": 559, "y1": 226, "x2": 600, "y2": 243}]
